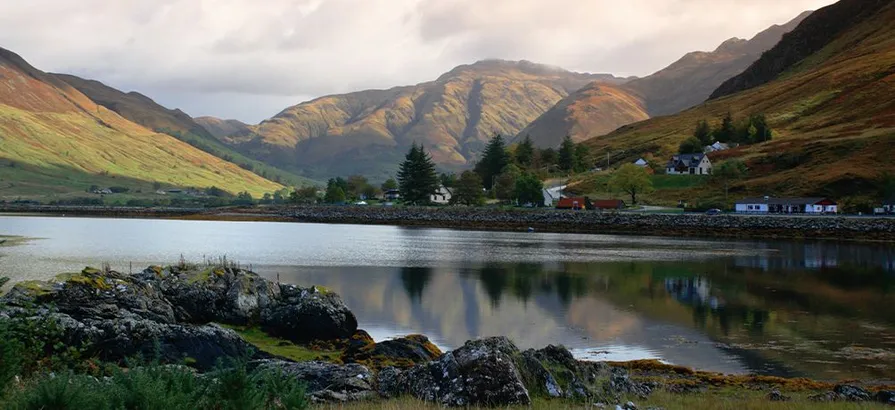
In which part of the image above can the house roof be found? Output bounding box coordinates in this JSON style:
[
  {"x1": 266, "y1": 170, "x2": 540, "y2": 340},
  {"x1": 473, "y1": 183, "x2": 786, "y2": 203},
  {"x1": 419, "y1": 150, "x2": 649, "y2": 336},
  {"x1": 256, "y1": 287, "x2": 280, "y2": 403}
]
[
  {"x1": 634, "y1": 158, "x2": 648, "y2": 166},
  {"x1": 666, "y1": 153, "x2": 706, "y2": 168},
  {"x1": 735, "y1": 197, "x2": 834, "y2": 206},
  {"x1": 592, "y1": 199, "x2": 625, "y2": 209},
  {"x1": 556, "y1": 197, "x2": 590, "y2": 209}
]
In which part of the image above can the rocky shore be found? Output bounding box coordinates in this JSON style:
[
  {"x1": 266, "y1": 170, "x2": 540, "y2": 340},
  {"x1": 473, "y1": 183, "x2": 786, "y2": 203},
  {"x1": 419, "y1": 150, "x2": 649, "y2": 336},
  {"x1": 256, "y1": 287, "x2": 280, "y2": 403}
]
[
  {"x1": 272, "y1": 206, "x2": 895, "y2": 242},
  {"x1": 3, "y1": 265, "x2": 895, "y2": 408}
]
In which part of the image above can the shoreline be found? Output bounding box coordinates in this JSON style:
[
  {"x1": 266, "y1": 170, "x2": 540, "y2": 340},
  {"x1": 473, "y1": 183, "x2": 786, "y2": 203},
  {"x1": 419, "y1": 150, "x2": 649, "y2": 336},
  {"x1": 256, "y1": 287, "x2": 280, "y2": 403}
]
[{"x1": 5, "y1": 204, "x2": 895, "y2": 242}]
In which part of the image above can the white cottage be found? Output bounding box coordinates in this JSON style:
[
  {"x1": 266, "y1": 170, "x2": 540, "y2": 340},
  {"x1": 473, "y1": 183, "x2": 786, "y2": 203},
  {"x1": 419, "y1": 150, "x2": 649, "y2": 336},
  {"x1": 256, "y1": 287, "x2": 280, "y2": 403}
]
[
  {"x1": 430, "y1": 186, "x2": 452, "y2": 205},
  {"x1": 666, "y1": 153, "x2": 712, "y2": 175},
  {"x1": 735, "y1": 197, "x2": 838, "y2": 214}
]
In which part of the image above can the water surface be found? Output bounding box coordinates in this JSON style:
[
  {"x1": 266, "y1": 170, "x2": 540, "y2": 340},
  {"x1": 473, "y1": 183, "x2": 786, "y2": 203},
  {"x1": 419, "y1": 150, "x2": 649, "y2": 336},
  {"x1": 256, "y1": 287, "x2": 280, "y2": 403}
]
[{"x1": 2, "y1": 215, "x2": 894, "y2": 380}]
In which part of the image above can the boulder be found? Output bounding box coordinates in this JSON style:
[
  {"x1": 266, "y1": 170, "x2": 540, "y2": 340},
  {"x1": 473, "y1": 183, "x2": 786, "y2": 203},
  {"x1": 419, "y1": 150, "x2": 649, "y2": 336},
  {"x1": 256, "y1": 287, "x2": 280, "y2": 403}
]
[
  {"x1": 833, "y1": 384, "x2": 872, "y2": 401},
  {"x1": 767, "y1": 389, "x2": 791, "y2": 402},
  {"x1": 876, "y1": 390, "x2": 895, "y2": 405},
  {"x1": 254, "y1": 360, "x2": 376, "y2": 402},
  {"x1": 260, "y1": 284, "x2": 358, "y2": 342},
  {"x1": 342, "y1": 331, "x2": 442, "y2": 369}
]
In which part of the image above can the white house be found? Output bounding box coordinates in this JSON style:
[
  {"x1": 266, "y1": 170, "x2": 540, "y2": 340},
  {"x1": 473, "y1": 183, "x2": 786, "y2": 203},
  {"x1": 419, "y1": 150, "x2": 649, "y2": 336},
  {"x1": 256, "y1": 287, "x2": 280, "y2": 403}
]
[
  {"x1": 542, "y1": 188, "x2": 556, "y2": 207},
  {"x1": 634, "y1": 158, "x2": 649, "y2": 167},
  {"x1": 430, "y1": 186, "x2": 452, "y2": 204},
  {"x1": 735, "y1": 197, "x2": 838, "y2": 214},
  {"x1": 666, "y1": 153, "x2": 713, "y2": 175},
  {"x1": 704, "y1": 142, "x2": 731, "y2": 153}
]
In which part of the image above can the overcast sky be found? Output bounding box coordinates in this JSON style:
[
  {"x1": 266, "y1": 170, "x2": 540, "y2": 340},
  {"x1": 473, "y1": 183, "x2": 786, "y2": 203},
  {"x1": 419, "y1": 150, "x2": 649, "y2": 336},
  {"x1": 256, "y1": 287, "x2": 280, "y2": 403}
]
[{"x1": 0, "y1": 0, "x2": 836, "y2": 123}]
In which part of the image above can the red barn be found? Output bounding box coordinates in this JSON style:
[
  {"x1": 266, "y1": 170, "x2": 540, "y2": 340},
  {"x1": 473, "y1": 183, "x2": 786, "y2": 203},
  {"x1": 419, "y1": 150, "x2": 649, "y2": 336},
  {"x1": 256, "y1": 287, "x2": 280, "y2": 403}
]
[
  {"x1": 592, "y1": 199, "x2": 626, "y2": 210},
  {"x1": 556, "y1": 197, "x2": 593, "y2": 210}
]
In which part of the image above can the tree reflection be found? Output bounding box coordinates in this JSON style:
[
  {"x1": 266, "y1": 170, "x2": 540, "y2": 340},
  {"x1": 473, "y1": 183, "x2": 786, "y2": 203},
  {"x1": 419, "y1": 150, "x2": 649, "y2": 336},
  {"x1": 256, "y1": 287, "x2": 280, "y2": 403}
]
[{"x1": 400, "y1": 266, "x2": 432, "y2": 303}]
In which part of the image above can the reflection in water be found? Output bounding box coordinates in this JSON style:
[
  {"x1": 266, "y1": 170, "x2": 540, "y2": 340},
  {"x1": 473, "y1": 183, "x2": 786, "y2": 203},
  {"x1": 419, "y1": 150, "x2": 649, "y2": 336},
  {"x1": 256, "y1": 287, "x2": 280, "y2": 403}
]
[{"x1": 2, "y1": 216, "x2": 895, "y2": 380}]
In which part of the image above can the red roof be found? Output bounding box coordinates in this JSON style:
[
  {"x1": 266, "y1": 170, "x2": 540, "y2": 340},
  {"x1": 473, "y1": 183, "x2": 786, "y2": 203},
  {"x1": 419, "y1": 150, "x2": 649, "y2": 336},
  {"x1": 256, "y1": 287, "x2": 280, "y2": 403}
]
[
  {"x1": 592, "y1": 199, "x2": 625, "y2": 209},
  {"x1": 556, "y1": 197, "x2": 589, "y2": 210}
]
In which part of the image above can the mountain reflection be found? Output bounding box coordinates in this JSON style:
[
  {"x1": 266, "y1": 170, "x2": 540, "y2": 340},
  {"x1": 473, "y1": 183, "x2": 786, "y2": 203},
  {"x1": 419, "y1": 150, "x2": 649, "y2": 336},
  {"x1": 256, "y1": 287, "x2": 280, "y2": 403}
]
[{"x1": 267, "y1": 240, "x2": 895, "y2": 380}]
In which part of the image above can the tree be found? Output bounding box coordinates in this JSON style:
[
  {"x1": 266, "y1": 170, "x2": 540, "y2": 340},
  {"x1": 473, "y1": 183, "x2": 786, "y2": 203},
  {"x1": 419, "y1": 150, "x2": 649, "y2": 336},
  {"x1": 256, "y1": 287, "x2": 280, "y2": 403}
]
[
  {"x1": 714, "y1": 111, "x2": 737, "y2": 143},
  {"x1": 234, "y1": 191, "x2": 255, "y2": 206},
  {"x1": 714, "y1": 159, "x2": 748, "y2": 204},
  {"x1": 362, "y1": 185, "x2": 380, "y2": 200},
  {"x1": 748, "y1": 114, "x2": 772, "y2": 143},
  {"x1": 694, "y1": 119, "x2": 713, "y2": 146},
  {"x1": 494, "y1": 165, "x2": 521, "y2": 203},
  {"x1": 324, "y1": 185, "x2": 346, "y2": 203},
  {"x1": 453, "y1": 170, "x2": 485, "y2": 206},
  {"x1": 397, "y1": 142, "x2": 439, "y2": 205},
  {"x1": 327, "y1": 177, "x2": 349, "y2": 195},
  {"x1": 539, "y1": 148, "x2": 557, "y2": 169},
  {"x1": 679, "y1": 137, "x2": 703, "y2": 154},
  {"x1": 440, "y1": 173, "x2": 457, "y2": 188},
  {"x1": 272, "y1": 190, "x2": 285, "y2": 204},
  {"x1": 260, "y1": 192, "x2": 273, "y2": 204},
  {"x1": 475, "y1": 134, "x2": 510, "y2": 190},
  {"x1": 290, "y1": 186, "x2": 319, "y2": 204},
  {"x1": 557, "y1": 136, "x2": 576, "y2": 172},
  {"x1": 515, "y1": 135, "x2": 535, "y2": 168},
  {"x1": 346, "y1": 175, "x2": 369, "y2": 199},
  {"x1": 514, "y1": 173, "x2": 544, "y2": 206},
  {"x1": 574, "y1": 143, "x2": 591, "y2": 173},
  {"x1": 608, "y1": 164, "x2": 654, "y2": 205},
  {"x1": 381, "y1": 178, "x2": 398, "y2": 192}
]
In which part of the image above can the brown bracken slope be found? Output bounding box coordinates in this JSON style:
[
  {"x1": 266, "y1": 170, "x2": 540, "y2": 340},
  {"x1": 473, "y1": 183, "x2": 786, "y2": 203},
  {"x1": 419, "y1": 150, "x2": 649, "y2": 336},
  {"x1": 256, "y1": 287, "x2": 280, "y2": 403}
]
[
  {"x1": 194, "y1": 116, "x2": 250, "y2": 140},
  {"x1": 582, "y1": 0, "x2": 895, "y2": 200},
  {"x1": 226, "y1": 60, "x2": 627, "y2": 179},
  {"x1": 517, "y1": 12, "x2": 810, "y2": 148}
]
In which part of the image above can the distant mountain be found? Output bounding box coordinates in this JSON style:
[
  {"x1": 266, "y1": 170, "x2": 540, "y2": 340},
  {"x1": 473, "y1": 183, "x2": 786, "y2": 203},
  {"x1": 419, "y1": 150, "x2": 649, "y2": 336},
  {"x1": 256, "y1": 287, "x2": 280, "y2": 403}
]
[
  {"x1": 52, "y1": 74, "x2": 316, "y2": 187},
  {"x1": 517, "y1": 11, "x2": 811, "y2": 147},
  {"x1": 581, "y1": 0, "x2": 895, "y2": 200},
  {"x1": 226, "y1": 60, "x2": 628, "y2": 179},
  {"x1": 195, "y1": 117, "x2": 250, "y2": 140},
  {"x1": 0, "y1": 46, "x2": 283, "y2": 198}
]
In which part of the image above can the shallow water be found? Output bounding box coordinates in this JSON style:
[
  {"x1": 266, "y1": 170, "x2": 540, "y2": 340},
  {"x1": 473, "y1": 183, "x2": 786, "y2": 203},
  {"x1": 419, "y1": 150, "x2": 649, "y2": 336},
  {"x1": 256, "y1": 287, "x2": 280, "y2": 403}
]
[{"x1": 2, "y1": 214, "x2": 894, "y2": 380}]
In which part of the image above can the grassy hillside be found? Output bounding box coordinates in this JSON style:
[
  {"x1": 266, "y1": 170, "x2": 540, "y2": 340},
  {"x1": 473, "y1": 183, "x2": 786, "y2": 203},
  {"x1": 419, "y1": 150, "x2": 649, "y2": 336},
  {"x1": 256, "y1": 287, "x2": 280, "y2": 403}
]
[
  {"x1": 53, "y1": 74, "x2": 316, "y2": 188},
  {"x1": 517, "y1": 12, "x2": 810, "y2": 148},
  {"x1": 229, "y1": 60, "x2": 626, "y2": 180},
  {"x1": 0, "y1": 47, "x2": 284, "y2": 199},
  {"x1": 579, "y1": 0, "x2": 895, "y2": 206}
]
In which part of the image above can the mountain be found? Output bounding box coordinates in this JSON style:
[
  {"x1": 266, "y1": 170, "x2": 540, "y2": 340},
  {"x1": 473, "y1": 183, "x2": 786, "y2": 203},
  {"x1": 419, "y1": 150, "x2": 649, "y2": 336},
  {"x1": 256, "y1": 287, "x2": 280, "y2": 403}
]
[
  {"x1": 581, "y1": 0, "x2": 895, "y2": 200},
  {"x1": 195, "y1": 117, "x2": 250, "y2": 140},
  {"x1": 52, "y1": 75, "x2": 315, "y2": 187},
  {"x1": 227, "y1": 60, "x2": 628, "y2": 179},
  {"x1": 0, "y1": 47, "x2": 283, "y2": 198},
  {"x1": 517, "y1": 11, "x2": 811, "y2": 147}
]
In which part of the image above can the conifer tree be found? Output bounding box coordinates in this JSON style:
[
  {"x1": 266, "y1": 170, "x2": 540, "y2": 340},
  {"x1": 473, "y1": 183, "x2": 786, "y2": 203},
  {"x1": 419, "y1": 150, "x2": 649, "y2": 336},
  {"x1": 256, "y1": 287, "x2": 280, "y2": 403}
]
[
  {"x1": 397, "y1": 143, "x2": 438, "y2": 205},
  {"x1": 475, "y1": 134, "x2": 510, "y2": 190},
  {"x1": 557, "y1": 135, "x2": 576, "y2": 172},
  {"x1": 515, "y1": 135, "x2": 535, "y2": 168}
]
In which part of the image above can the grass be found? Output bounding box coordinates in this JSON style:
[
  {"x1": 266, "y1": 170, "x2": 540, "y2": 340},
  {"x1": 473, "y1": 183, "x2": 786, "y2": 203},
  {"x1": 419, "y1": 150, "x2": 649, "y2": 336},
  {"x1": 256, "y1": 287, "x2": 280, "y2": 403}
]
[
  {"x1": 220, "y1": 324, "x2": 341, "y2": 362},
  {"x1": 0, "y1": 102, "x2": 283, "y2": 198},
  {"x1": 316, "y1": 390, "x2": 890, "y2": 409}
]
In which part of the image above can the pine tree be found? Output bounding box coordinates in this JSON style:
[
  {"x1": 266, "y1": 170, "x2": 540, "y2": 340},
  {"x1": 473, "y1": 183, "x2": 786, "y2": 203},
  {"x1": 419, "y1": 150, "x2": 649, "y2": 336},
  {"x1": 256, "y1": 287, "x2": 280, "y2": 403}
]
[
  {"x1": 714, "y1": 112, "x2": 736, "y2": 143},
  {"x1": 515, "y1": 135, "x2": 535, "y2": 168},
  {"x1": 694, "y1": 119, "x2": 713, "y2": 146},
  {"x1": 397, "y1": 143, "x2": 438, "y2": 205},
  {"x1": 454, "y1": 171, "x2": 485, "y2": 206},
  {"x1": 557, "y1": 136, "x2": 576, "y2": 172},
  {"x1": 475, "y1": 134, "x2": 510, "y2": 190}
]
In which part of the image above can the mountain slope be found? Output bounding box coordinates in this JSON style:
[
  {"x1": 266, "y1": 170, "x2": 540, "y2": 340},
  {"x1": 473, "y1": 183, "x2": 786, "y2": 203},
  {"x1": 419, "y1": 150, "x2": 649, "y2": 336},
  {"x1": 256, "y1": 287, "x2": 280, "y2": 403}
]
[
  {"x1": 230, "y1": 60, "x2": 626, "y2": 179},
  {"x1": 0, "y1": 47, "x2": 283, "y2": 198},
  {"x1": 52, "y1": 75, "x2": 315, "y2": 187},
  {"x1": 581, "y1": 0, "x2": 895, "y2": 200},
  {"x1": 517, "y1": 12, "x2": 810, "y2": 147},
  {"x1": 195, "y1": 116, "x2": 250, "y2": 140}
]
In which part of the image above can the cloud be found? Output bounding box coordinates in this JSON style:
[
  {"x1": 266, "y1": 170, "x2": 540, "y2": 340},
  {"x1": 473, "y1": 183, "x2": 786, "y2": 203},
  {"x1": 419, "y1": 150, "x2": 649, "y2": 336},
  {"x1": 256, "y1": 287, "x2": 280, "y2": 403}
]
[{"x1": 0, "y1": 0, "x2": 836, "y2": 122}]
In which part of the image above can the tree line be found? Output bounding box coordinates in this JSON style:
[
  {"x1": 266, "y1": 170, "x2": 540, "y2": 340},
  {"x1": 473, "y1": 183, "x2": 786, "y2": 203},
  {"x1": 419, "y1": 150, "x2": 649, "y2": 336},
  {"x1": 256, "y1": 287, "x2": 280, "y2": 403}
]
[{"x1": 679, "y1": 112, "x2": 773, "y2": 154}]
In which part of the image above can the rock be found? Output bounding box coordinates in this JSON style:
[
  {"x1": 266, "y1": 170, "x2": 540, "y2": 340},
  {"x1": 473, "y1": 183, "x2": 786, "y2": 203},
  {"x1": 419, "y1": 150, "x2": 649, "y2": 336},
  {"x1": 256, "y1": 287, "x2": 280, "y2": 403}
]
[
  {"x1": 0, "y1": 265, "x2": 359, "y2": 371},
  {"x1": 343, "y1": 332, "x2": 442, "y2": 369},
  {"x1": 834, "y1": 384, "x2": 872, "y2": 401},
  {"x1": 809, "y1": 391, "x2": 843, "y2": 402},
  {"x1": 609, "y1": 367, "x2": 652, "y2": 398},
  {"x1": 255, "y1": 360, "x2": 376, "y2": 402},
  {"x1": 260, "y1": 284, "x2": 358, "y2": 342},
  {"x1": 877, "y1": 390, "x2": 895, "y2": 405},
  {"x1": 397, "y1": 337, "x2": 531, "y2": 407},
  {"x1": 517, "y1": 349, "x2": 564, "y2": 398},
  {"x1": 623, "y1": 401, "x2": 638, "y2": 410},
  {"x1": 767, "y1": 389, "x2": 790, "y2": 402},
  {"x1": 376, "y1": 366, "x2": 406, "y2": 399}
]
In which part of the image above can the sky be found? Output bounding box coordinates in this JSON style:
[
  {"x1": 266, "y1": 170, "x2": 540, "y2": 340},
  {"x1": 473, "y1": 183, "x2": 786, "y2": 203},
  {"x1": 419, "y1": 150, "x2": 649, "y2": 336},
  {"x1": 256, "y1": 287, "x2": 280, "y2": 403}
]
[{"x1": 0, "y1": 0, "x2": 836, "y2": 123}]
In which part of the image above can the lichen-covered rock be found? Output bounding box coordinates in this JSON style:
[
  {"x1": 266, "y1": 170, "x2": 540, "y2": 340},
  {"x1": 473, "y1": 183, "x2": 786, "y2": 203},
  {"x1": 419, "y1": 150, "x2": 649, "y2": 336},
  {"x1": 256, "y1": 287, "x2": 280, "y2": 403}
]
[
  {"x1": 876, "y1": 390, "x2": 895, "y2": 405},
  {"x1": 342, "y1": 331, "x2": 442, "y2": 369},
  {"x1": 260, "y1": 284, "x2": 357, "y2": 342},
  {"x1": 254, "y1": 360, "x2": 376, "y2": 402},
  {"x1": 833, "y1": 384, "x2": 872, "y2": 401},
  {"x1": 394, "y1": 337, "x2": 531, "y2": 407},
  {"x1": 767, "y1": 389, "x2": 791, "y2": 402},
  {"x1": 376, "y1": 366, "x2": 406, "y2": 399}
]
